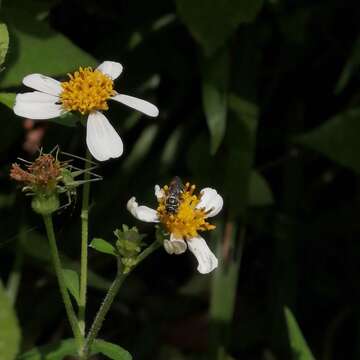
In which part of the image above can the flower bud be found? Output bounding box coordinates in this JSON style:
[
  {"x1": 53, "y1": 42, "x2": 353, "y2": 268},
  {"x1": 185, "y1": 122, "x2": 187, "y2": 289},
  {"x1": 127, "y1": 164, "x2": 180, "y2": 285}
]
[{"x1": 31, "y1": 193, "x2": 60, "y2": 215}]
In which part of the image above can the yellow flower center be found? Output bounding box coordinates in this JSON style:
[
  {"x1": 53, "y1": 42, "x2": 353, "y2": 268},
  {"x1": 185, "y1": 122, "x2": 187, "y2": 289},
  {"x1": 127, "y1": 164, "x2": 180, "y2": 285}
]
[
  {"x1": 60, "y1": 67, "x2": 116, "y2": 114},
  {"x1": 157, "y1": 182, "x2": 215, "y2": 239}
]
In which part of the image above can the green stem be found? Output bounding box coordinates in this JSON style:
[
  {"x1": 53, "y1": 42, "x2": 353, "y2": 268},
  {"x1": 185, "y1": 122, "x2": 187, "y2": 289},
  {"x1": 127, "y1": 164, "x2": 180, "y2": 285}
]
[
  {"x1": 42, "y1": 215, "x2": 83, "y2": 348},
  {"x1": 83, "y1": 241, "x2": 161, "y2": 357},
  {"x1": 6, "y1": 225, "x2": 25, "y2": 305},
  {"x1": 79, "y1": 149, "x2": 92, "y2": 335}
]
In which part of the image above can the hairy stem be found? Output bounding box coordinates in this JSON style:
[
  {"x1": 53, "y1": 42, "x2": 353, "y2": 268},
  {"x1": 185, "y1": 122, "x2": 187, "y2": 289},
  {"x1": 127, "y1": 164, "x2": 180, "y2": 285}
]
[
  {"x1": 83, "y1": 241, "x2": 161, "y2": 357},
  {"x1": 79, "y1": 148, "x2": 92, "y2": 335},
  {"x1": 42, "y1": 215, "x2": 83, "y2": 348}
]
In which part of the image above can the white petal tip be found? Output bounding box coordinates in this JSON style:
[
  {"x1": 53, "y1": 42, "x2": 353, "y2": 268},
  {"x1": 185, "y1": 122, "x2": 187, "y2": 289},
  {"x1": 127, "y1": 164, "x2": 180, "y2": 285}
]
[
  {"x1": 197, "y1": 188, "x2": 223, "y2": 218},
  {"x1": 187, "y1": 236, "x2": 218, "y2": 274},
  {"x1": 126, "y1": 196, "x2": 159, "y2": 223},
  {"x1": 155, "y1": 185, "x2": 165, "y2": 200},
  {"x1": 86, "y1": 112, "x2": 123, "y2": 162},
  {"x1": 97, "y1": 61, "x2": 123, "y2": 80}
]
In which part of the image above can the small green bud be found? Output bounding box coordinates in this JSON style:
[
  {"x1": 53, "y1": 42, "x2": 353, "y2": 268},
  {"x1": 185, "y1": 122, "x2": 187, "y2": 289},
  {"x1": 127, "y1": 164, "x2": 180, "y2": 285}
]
[
  {"x1": 113, "y1": 225, "x2": 147, "y2": 273},
  {"x1": 114, "y1": 225, "x2": 146, "y2": 258},
  {"x1": 31, "y1": 193, "x2": 60, "y2": 215},
  {"x1": 121, "y1": 257, "x2": 139, "y2": 274}
]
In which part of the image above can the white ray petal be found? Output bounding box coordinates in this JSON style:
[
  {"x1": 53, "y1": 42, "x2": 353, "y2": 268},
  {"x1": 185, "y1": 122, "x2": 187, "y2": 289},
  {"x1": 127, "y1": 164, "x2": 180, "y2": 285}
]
[
  {"x1": 23, "y1": 74, "x2": 62, "y2": 96},
  {"x1": 111, "y1": 94, "x2": 159, "y2": 117},
  {"x1": 187, "y1": 236, "x2": 218, "y2": 274},
  {"x1": 154, "y1": 184, "x2": 165, "y2": 201},
  {"x1": 164, "y1": 233, "x2": 187, "y2": 255},
  {"x1": 86, "y1": 111, "x2": 123, "y2": 161},
  {"x1": 97, "y1": 61, "x2": 123, "y2": 80},
  {"x1": 196, "y1": 188, "x2": 223, "y2": 218},
  {"x1": 14, "y1": 92, "x2": 63, "y2": 119},
  {"x1": 127, "y1": 197, "x2": 159, "y2": 223}
]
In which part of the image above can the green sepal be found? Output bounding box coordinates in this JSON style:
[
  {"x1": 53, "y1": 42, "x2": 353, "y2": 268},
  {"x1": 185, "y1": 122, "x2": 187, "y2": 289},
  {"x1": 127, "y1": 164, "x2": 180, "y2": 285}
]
[
  {"x1": 31, "y1": 193, "x2": 60, "y2": 215},
  {"x1": 114, "y1": 225, "x2": 146, "y2": 273}
]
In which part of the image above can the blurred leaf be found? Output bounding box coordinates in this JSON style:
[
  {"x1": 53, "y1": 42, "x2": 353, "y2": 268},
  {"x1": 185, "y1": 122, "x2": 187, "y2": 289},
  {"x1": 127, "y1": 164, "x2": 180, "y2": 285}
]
[
  {"x1": 335, "y1": 35, "x2": 360, "y2": 94},
  {"x1": 297, "y1": 108, "x2": 360, "y2": 174},
  {"x1": 63, "y1": 269, "x2": 80, "y2": 304},
  {"x1": 0, "y1": 3, "x2": 96, "y2": 88},
  {"x1": 284, "y1": 307, "x2": 316, "y2": 360},
  {"x1": 91, "y1": 339, "x2": 132, "y2": 360},
  {"x1": 202, "y1": 49, "x2": 229, "y2": 154},
  {"x1": 0, "y1": 92, "x2": 15, "y2": 108},
  {"x1": 18, "y1": 339, "x2": 131, "y2": 360},
  {"x1": 179, "y1": 273, "x2": 210, "y2": 295},
  {"x1": 0, "y1": 283, "x2": 21, "y2": 360},
  {"x1": 18, "y1": 339, "x2": 77, "y2": 360},
  {"x1": 22, "y1": 231, "x2": 112, "y2": 291},
  {"x1": 210, "y1": 223, "x2": 242, "y2": 358},
  {"x1": 0, "y1": 23, "x2": 9, "y2": 67},
  {"x1": 210, "y1": 224, "x2": 240, "y2": 323},
  {"x1": 90, "y1": 238, "x2": 117, "y2": 257},
  {"x1": 0, "y1": 193, "x2": 16, "y2": 208},
  {"x1": 159, "y1": 346, "x2": 186, "y2": 360},
  {"x1": 249, "y1": 171, "x2": 274, "y2": 207},
  {"x1": 225, "y1": 94, "x2": 258, "y2": 215},
  {"x1": 176, "y1": 0, "x2": 263, "y2": 54},
  {"x1": 160, "y1": 125, "x2": 183, "y2": 168},
  {"x1": 122, "y1": 124, "x2": 158, "y2": 171}
]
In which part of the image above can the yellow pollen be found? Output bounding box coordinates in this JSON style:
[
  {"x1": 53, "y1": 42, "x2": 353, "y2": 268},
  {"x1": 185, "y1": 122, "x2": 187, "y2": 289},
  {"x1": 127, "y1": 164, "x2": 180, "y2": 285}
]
[
  {"x1": 157, "y1": 182, "x2": 215, "y2": 239},
  {"x1": 60, "y1": 67, "x2": 116, "y2": 114}
]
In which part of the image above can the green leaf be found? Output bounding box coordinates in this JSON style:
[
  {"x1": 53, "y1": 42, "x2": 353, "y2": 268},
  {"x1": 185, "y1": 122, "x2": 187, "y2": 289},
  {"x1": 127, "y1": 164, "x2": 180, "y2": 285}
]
[
  {"x1": 22, "y1": 231, "x2": 112, "y2": 291},
  {"x1": 176, "y1": 0, "x2": 263, "y2": 55},
  {"x1": 90, "y1": 238, "x2": 117, "y2": 257},
  {"x1": 335, "y1": 35, "x2": 360, "y2": 94},
  {"x1": 18, "y1": 339, "x2": 132, "y2": 360},
  {"x1": 122, "y1": 124, "x2": 159, "y2": 171},
  {"x1": 0, "y1": 3, "x2": 96, "y2": 88},
  {"x1": 0, "y1": 23, "x2": 9, "y2": 67},
  {"x1": 92, "y1": 339, "x2": 132, "y2": 360},
  {"x1": 0, "y1": 283, "x2": 21, "y2": 360},
  {"x1": 202, "y1": 49, "x2": 229, "y2": 154},
  {"x1": 63, "y1": 269, "x2": 80, "y2": 304},
  {"x1": 249, "y1": 171, "x2": 274, "y2": 207},
  {"x1": 17, "y1": 339, "x2": 77, "y2": 360},
  {"x1": 284, "y1": 307, "x2": 316, "y2": 360},
  {"x1": 296, "y1": 108, "x2": 360, "y2": 174},
  {"x1": 225, "y1": 94, "x2": 258, "y2": 215},
  {"x1": 0, "y1": 92, "x2": 15, "y2": 109}
]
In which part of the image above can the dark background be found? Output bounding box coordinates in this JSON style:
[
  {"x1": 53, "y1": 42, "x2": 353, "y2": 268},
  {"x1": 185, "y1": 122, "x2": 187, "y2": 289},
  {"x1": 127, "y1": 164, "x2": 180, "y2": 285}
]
[{"x1": 1, "y1": 0, "x2": 360, "y2": 359}]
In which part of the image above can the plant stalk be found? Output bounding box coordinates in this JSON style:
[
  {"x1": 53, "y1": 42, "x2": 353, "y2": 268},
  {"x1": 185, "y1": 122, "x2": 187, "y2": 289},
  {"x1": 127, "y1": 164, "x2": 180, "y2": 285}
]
[
  {"x1": 83, "y1": 240, "x2": 161, "y2": 357},
  {"x1": 42, "y1": 214, "x2": 83, "y2": 348},
  {"x1": 79, "y1": 148, "x2": 92, "y2": 335}
]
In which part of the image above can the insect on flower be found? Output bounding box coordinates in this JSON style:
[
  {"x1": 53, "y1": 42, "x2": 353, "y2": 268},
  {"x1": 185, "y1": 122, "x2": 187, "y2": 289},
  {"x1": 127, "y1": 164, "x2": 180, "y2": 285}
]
[
  {"x1": 10, "y1": 147, "x2": 102, "y2": 214},
  {"x1": 165, "y1": 176, "x2": 184, "y2": 214},
  {"x1": 127, "y1": 179, "x2": 223, "y2": 274}
]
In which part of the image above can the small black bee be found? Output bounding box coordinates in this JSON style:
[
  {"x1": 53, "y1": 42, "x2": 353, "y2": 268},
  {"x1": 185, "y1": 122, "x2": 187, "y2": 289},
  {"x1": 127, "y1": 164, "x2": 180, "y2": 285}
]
[{"x1": 165, "y1": 176, "x2": 184, "y2": 214}]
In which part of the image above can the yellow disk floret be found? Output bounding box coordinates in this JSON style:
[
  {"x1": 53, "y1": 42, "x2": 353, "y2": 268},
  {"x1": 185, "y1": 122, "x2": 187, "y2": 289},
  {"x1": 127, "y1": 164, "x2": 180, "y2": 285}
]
[
  {"x1": 157, "y1": 182, "x2": 215, "y2": 239},
  {"x1": 60, "y1": 67, "x2": 116, "y2": 114}
]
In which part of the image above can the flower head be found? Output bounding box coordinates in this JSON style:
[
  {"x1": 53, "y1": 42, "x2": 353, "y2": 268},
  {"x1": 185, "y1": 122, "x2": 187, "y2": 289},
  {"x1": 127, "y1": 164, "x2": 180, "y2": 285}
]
[
  {"x1": 10, "y1": 149, "x2": 100, "y2": 215},
  {"x1": 10, "y1": 153, "x2": 61, "y2": 193},
  {"x1": 14, "y1": 61, "x2": 159, "y2": 161},
  {"x1": 127, "y1": 178, "x2": 223, "y2": 274}
]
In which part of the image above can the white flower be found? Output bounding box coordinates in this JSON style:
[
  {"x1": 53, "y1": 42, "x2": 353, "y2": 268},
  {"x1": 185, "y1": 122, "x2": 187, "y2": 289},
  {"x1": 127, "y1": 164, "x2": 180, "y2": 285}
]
[
  {"x1": 13, "y1": 61, "x2": 159, "y2": 161},
  {"x1": 127, "y1": 182, "x2": 223, "y2": 274}
]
